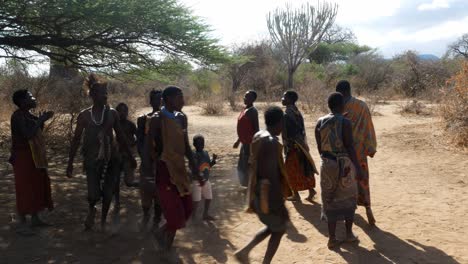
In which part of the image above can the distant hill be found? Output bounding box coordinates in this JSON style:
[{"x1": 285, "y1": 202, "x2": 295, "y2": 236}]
[{"x1": 418, "y1": 54, "x2": 439, "y2": 61}]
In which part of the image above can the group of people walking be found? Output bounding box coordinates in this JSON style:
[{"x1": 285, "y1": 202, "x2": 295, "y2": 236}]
[
  {"x1": 234, "y1": 81, "x2": 377, "y2": 262},
  {"x1": 9, "y1": 72, "x2": 377, "y2": 263}
]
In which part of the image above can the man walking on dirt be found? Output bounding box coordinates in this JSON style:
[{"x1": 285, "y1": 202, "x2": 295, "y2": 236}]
[
  {"x1": 66, "y1": 73, "x2": 136, "y2": 231},
  {"x1": 136, "y1": 89, "x2": 163, "y2": 231},
  {"x1": 235, "y1": 106, "x2": 291, "y2": 264},
  {"x1": 336, "y1": 80, "x2": 377, "y2": 225},
  {"x1": 142, "y1": 86, "x2": 198, "y2": 258}
]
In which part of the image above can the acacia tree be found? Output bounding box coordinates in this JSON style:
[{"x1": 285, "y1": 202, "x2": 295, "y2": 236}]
[
  {"x1": 448, "y1": 33, "x2": 468, "y2": 59},
  {"x1": 0, "y1": 0, "x2": 225, "y2": 75},
  {"x1": 225, "y1": 53, "x2": 254, "y2": 108},
  {"x1": 267, "y1": 2, "x2": 337, "y2": 89}
]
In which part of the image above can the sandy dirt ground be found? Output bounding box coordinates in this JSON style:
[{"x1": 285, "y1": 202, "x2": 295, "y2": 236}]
[{"x1": 0, "y1": 101, "x2": 467, "y2": 264}]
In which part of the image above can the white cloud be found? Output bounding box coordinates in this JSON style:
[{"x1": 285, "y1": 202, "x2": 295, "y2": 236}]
[
  {"x1": 181, "y1": 0, "x2": 463, "y2": 56},
  {"x1": 417, "y1": 0, "x2": 450, "y2": 11}
]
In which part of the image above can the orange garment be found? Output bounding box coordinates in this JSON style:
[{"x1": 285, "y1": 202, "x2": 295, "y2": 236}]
[{"x1": 344, "y1": 97, "x2": 377, "y2": 206}]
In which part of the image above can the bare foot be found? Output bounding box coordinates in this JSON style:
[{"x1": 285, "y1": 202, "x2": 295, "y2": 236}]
[
  {"x1": 304, "y1": 196, "x2": 314, "y2": 203},
  {"x1": 327, "y1": 238, "x2": 340, "y2": 249},
  {"x1": 84, "y1": 207, "x2": 96, "y2": 231},
  {"x1": 152, "y1": 228, "x2": 165, "y2": 251},
  {"x1": 203, "y1": 215, "x2": 216, "y2": 222},
  {"x1": 234, "y1": 250, "x2": 250, "y2": 264},
  {"x1": 31, "y1": 217, "x2": 52, "y2": 227},
  {"x1": 366, "y1": 207, "x2": 376, "y2": 226},
  {"x1": 345, "y1": 233, "x2": 359, "y2": 243}
]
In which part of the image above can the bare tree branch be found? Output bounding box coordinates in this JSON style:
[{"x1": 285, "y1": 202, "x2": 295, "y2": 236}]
[{"x1": 267, "y1": 2, "x2": 338, "y2": 89}]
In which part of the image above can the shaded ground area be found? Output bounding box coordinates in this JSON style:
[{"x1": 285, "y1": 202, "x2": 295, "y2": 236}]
[{"x1": 0, "y1": 102, "x2": 466, "y2": 263}]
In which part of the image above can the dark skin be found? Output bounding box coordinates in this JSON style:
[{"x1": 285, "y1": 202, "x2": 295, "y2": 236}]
[
  {"x1": 11, "y1": 92, "x2": 54, "y2": 228},
  {"x1": 66, "y1": 86, "x2": 136, "y2": 230},
  {"x1": 233, "y1": 91, "x2": 259, "y2": 149},
  {"x1": 281, "y1": 92, "x2": 316, "y2": 202},
  {"x1": 117, "y1": 105, "x2": 137, "y2": 148},
  {"x1": 314, "y1": 103, "x2": 363, "y2": 247},
  {"x1": 67, "y1": 87, "x2": 136, "y2": 177},
  {"x1": 136, "y1": 92, "x2": 162, "y2": 157},
  {"x1": 144, "y1": 91, "x2": 198, "y2": 251},
  {"x1": 192, "y1": 137, "x2": 217, "y2": 221},
  {"x1": 13, "y1": 92, "x2": 54, "y2": 140},
  {"x1": 235, "y1": 118, "x2": 286, "y2": 264},
  {"x1": 113, "y1": 105, "x2": 138, "y2": 216},
  {"x1": 136, "y1": 91, "x2": 163, "y2": 229}
]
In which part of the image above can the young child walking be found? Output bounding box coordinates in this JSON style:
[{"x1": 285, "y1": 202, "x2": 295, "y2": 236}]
[
  {"x1": 113, "y1": 103, "x2": 138, "y2": 224},
  {"x1": 192, "y1": 134, "x2": 217, "y2": 221},
  {"x1": 235, "y1": 106, "x2": 291, "y2": 264}
]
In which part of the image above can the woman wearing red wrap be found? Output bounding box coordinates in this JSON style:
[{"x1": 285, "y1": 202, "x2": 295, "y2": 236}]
[
  {"x1": 9, "y1": 90, "x2": 54, "y2": 235},
  {"x1": 234, "y1": 90, "x2": 259, "y2": 187}
]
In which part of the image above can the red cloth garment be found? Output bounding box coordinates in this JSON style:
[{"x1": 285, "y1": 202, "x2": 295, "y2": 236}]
[
  {"x1": 285, "y1": 147, "x2": 316, "y2": 191},
  {"x1": 237, "y1": 108, "x2": 255, "y2": 144},
  {"x1": 156, "y1": 160, "x2": 192, "y2": 231},
  {"x1": 12, "y1": 147, "x2": 53, "y2": 215}
]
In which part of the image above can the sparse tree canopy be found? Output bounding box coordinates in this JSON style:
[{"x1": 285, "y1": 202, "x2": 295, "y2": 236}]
[
  {"x1": 321, "y1": 24, "x2": 356, "y2": 45},
  {"x1": 448, "y1": 33, "x2": 468, "y2": 59},
  {"x1": 267, "y1": 2, "x2": 338, "y2": 89},
  {"x1": 0, "y1": 0, "x2": 225, "y2": 72}
]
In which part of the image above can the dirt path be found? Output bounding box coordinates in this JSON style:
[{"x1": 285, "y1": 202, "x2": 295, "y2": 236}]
[{"x1": 0, "y1": 102, "x2": 466, "y2": 264}]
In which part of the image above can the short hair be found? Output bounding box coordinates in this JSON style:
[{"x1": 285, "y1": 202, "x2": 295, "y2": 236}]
[
  {"x1": 193, "y1": 134, "x2": 204, "y2": 143},
  {"x1": 162, "y1": 86, "x2": 182, "y2": 102},
  {"x1": 284, "y1": 90, "x2": 299, "y2": 103},
  {"x1": 12, "y1": 89, "x2": 29, "y2": 107},
  {"x1": 264, "y1": 106, "x2": 284, "y2": 127},
  {"x1": 336, "y1": 80, "x2": 351, "y2": 95},
  {"x1": 247, "y1": 90, "x2": 257, "y2": 101},
  {"x1": 150, "y1": 89, "x2": 162, "y2": 99},
  {"x1": 116, "y1": 102, "x2": 128, "y2": 111},
  {"x1": 327, "y1": 92, "x2": 344, "y2": 110}
]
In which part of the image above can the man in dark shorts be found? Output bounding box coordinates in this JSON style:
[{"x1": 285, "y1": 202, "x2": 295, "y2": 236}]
[
  {"x1": 233, "y1": 90, "x2": 259, "y2": 187},
  {"x1": 136, "y1": 89, "x2": 163, "y2": 231},
  {"x1": 235, "y1": 106, "x2": 291, "y2": 264},
  {"x1": 142, "y1": 86, "x2": 198, "y2": 254},
  {"x1": 66, "y1": 73, "x2": 136, "y2": 231}
]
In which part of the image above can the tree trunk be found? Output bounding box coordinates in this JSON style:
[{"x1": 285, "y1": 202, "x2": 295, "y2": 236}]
[
  {"x1": 229, "y1": 81, "x2": 240, "y2": 110},
  {"x1": 287, "y1": 68, "x2": 295, "y2": 89}
]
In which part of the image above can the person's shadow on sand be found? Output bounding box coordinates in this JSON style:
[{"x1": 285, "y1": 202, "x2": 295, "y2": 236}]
[
  {"x1": 293, "y1": 202, "x2": 460, "y2": 264},
  {"x1": 177, "y1": 220, "x2": 235, "y2": 264}
]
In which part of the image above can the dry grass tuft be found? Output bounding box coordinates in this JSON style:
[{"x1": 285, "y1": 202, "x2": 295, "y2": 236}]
[
  {"x1": 398, "y1": 100, "x2": 431, "y2": 116},
  {"x1": 201, "y1": 96, "x2": 225, "y2": 116}
]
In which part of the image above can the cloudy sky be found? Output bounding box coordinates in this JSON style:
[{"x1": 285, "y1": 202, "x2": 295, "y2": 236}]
[{"x1": 181, "y1": 0, "x2": 468, "y2": 58}]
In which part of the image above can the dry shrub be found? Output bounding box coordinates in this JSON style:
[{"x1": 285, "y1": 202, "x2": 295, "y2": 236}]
[
  {"x1": 201, "y1": 95, "x2": 225, "y2": 115},
  {"x1": 398, "y1": 100, "x2": 431, "y2": 115},
  {"x1": 296, "y1": 79, "x2": 330, "y2": 114},
  {"x1": 439, "y1": 61, "x2": 468, "y2": 148}
]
